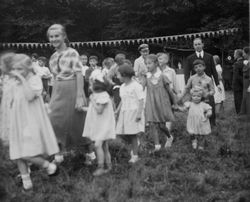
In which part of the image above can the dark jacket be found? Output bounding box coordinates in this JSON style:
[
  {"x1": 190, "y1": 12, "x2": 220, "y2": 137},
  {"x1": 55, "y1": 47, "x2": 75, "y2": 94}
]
[
  {"x1": 184, "y1": 52, "x2": 219, "y2": 85},
  {"x1": 232, "y1": 58, "x2": 244, "y2": 92}
]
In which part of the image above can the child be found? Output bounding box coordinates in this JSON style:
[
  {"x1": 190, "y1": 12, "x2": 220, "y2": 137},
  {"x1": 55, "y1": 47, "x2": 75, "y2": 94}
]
[
  {"x1": 8, "y1": 54, "x2": 59, "y2": 191},
  {"x1": 179, "y1": 59, "x2": 215, "y2": 125},
  {"x1": 177, "y1": 86, "x2": 212, "y2": 150},
  {"x1": 80, "y1": 54, "x2": 90, "y2": 99},
  {"x1": 82, "y1": 72, "x2": 116, "y2": 176},
  {"x1": 116, "y1": 63, "x2": 145, "y2": 163},
  {"x1": 175, "y1": 61, "x2": 185, "y2": 94},
  {"x1": 37, "y1": 56, "x2": 52, "y2": 101},
  {"x1": 157, "y1": 52, "x2": 177, "y2": 147},
  {"x1": 85, "y1": 55, "x2": 101, "y2": 98},
  {"x1": 213, "y1": 55, "x2": 225, "y2": 115},
  {"x1": 145, "y1": 54, "x2": 176, "y2": 152},
  {"x1": 102, "y1": 57, "x2": 114, "y2": 77}
]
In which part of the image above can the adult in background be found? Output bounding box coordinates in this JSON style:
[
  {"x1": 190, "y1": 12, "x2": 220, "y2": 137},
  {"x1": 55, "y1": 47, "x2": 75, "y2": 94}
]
[
  {"x1": 134, "y1": 44, "x2": 149, "y2": 85},
  {"x1": 240, "y1": 47, "x2": 250, "y2": 117},
  {"x1": 184, "y1": 38, "x2": 220, "y2": 126},
  {"x1": 232, "y1": 49, "x2": 244, "y2": 114},
  {"x1": 47, "y1": 24, "x2": 87, "y2": 163}
]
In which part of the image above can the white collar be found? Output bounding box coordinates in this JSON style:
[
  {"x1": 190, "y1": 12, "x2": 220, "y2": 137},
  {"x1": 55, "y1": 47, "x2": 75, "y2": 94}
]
[
  {"x1": 147, "y1": 67, "x2": 161, "y2": 78},
  {"x1": 196, "y1": 50, "x2": 204, "y2": 58}
]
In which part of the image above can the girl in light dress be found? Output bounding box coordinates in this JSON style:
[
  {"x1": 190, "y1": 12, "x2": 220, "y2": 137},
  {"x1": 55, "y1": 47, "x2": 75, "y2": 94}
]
[
  {"x1": 144, "y1": 54, "x2": 177, "y2": 152},
  {"x1": 7, "y1": 54, "x2": 59, "y2": 191},
  {"x1": 115, "y1": 63, "x2": 145, "y2": 163},
  {"x1": 82, "y1": 72, "x2": 116, "y2": 176},
  {"x1": 176, "y1": 86, "x2": 212, "y2": 150},
  {"x1": 213, "y1": 55, "x2": 226, "y2": 115}
]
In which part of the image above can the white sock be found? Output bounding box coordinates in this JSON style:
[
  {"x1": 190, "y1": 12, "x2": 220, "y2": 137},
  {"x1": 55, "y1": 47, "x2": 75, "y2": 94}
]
[
  {"x1": 155, "y1": 144, "x2": 161, "y2": 150},
  {"x1": 42, "y1": 161, "x2": 50, "y2": 169}
]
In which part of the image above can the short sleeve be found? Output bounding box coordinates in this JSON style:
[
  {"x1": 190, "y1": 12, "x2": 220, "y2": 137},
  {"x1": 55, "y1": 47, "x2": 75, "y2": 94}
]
[
  {"x1": 94, "y1": 92, "x2": 110, "y2": 104},
  {"x1": 134, "y1": 82, "x2": 144, "y2": 100},
  {"x1": 28, "y1": 75, "x2": 43, "y2": 95},
  {"x1": 70, "y1": 49, "x2": 82, "y2": 73},
  {"x1": 202, "y1": 102, "x2": 212, "y2": 112},
  {"x1": 184, "y1": 101, "x2": 191, "y2": 109}
]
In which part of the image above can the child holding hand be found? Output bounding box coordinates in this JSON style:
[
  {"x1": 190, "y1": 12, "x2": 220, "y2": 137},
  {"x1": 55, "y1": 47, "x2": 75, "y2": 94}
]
[
  {"x1": 82, "y1": 72, "x2": 116, "y2": 176},
  {"x1": 177, "y1": 86, "x2": 212, "y2": 150}
]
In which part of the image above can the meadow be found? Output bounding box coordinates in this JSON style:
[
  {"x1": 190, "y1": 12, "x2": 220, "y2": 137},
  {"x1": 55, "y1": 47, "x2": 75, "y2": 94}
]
[{"x1": 0, "y1": 92, "x2": 249, "y2": 202}]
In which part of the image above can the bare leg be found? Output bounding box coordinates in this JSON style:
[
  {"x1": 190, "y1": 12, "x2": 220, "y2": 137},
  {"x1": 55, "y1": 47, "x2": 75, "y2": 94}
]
[
  {"x1": 16, "y1": 159, "x2": 33, "y2": 190},
  {"x1": 93, "y1": 141, "x2": 106, "y2": 176},
  {"x1": 103, "y1": 141, "x2": 111, "y2": 170},
  {"x1": 131, "y1": 135, "x2": 139, "y2": 156}
]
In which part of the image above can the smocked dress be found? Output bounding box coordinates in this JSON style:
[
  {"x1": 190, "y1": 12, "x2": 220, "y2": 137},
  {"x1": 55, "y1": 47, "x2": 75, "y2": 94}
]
[
  {"x1": 145, "y1": 69, "x2": 175, "y2": 123},
  {"x1": 83, "y1": 92, "x2": 116, "y2": 141},
  {"x1": 185, "y1": 101, "x2": 212, "y2": 135},
  {"x1": 9, "y1": 75, "x2": 59, "y2": 160},
  {"x1": 116, "y1": 80, "x2": 145, "y2": 134}
]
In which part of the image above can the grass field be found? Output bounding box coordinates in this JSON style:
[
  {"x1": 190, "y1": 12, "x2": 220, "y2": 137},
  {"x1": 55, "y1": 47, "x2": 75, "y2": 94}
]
[{"x1": 0, "y1": 92, "x2": 250, "y2": 202}]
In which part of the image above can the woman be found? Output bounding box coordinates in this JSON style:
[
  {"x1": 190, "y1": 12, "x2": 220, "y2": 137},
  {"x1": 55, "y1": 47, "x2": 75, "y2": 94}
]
[
  {"x1": 47, "y1": 24, "x2": 87, "y2": 162},
  {"x1": 240, "y1": 47, "x2": 250, "y2": 118}
]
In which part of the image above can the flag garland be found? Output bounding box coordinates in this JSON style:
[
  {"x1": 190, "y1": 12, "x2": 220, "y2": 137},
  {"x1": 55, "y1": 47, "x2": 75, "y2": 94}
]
[{"x1": 0, "y1": 28, "x2": 239, "y2": 49}]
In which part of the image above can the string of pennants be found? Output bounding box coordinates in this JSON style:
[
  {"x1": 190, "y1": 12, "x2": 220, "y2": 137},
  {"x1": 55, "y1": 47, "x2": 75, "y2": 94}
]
[{"x1": 0, "y1": 28, "x2": 239, "y2": 49}]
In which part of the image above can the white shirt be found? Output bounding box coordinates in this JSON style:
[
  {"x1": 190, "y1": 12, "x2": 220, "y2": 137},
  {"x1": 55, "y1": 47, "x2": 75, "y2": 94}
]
[
  {"x1": 134, "y1": 56, "x2": 147, "y2": 77},
  {"x1": 162, "y1": 66, "x2": 178, "y2": 92},
  {"x1": 196, "y1": 50, "x2": 204, "y2": 58},
  {"x1": 81, "y1": 65, "x2": 89, "y2": 77},
  {"x1": 36, "y1": 66, "x2": 51, "y2": 79}
]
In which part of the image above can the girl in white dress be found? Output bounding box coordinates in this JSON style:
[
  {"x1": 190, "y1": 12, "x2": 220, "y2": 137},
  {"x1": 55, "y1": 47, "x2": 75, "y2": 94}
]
[
  {"x1": 213, "y1": 55, "x2": 225, "y2": 115},
  {"x1": 82, "y1": 72, "x2": 116, "y2": 176},
  {"x1": 116, "y1": 63, "x2": 145, "y2": 163},
  {"x1": 177, "y1": 86, "x2": 212, "y2": 150},
  {"x1": 8, "y1": 54, "x2": 59, "y2": 191}
]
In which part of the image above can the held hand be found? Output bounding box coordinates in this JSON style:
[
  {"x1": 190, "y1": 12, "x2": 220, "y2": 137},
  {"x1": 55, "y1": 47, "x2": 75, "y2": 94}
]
[
  {"x1": 75, "y1": 96, "x2": 85, "y2": 111},
  {"x1": 217, "y1": 85, "x2": 222, "y2": 93},
  {"x1": 247, "y1": 86, "x2": 250, "y2": 93},
  {"x1": 135, "y1": 114, "x2": 141, "y2": 122}
]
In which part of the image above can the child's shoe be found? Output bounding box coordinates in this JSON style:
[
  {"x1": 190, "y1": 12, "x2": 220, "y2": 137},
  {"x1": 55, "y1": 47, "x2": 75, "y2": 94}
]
[
  {"x1": 53, "y1": 154, "x2": 64, "y2": 164},
  {"x1": 149, "y1": 144, "x2": 161, "y2": 154},
  {"x1": 198, "y1": 146, "x2": 204, "y2": 150},
  {"x1": 128, "y1": 155, "x2": 139, "y2": 163},
  {"x1": 93, "y1": 166, "x2": 106, "y2": 176},
  {"x1": 46, "y1": 163, "x2": 58, "y2": 176},
  {"x1": 165, "y1": 135, "x2": 174, "y2": 148},
  {"x1": 21, "y1": 174, "x2": 33, "y2": 191},
  {"x1": 104, "y1": 164, "x2": 112, "y2": 173},
  {"x1": 192, "y1": 139, "x2": 198, "y2": 149}
]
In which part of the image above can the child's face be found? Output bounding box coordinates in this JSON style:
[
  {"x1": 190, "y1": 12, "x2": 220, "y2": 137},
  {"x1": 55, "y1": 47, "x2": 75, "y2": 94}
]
[
  {"x1": 194, "y1": 64, "x2": 205, "y2": 75},
  {"x1": 117, "y1": 71, "x2": 125, "y2": 83},
  {"x1": 48, "y1": 29, "x2": 65, "y2": 49},
  {"x1": 146, "y1": 58, "x2": 156, "y2": 72},
  {"x1": 38, "y1": 60, "x2": 44, "y2": 67},
  {"x1": 80, "y1": 56, "x2": 88, "y2": 65},
  {"x1": 89, "y1": 59, "x2": 97, "y2": 67},
  {"x1": 12, "y1": 65, "x2": 29, "y2": 77},
  {"x1": 140, "y1": 48, "x2": 149, "y2": 58},
  {"x1": 158, "y1": 54, "x2": 168, "y2": 67},
  {"x1": 192, "y1": 93, "x2": 202, "y2": 103}
]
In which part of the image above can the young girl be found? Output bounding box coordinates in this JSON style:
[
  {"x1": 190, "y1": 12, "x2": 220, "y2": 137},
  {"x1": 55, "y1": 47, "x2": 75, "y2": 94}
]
[
  {"x1": 82, "y1": 72, "x2": 116, "y2": 176},
  {"x1": 116, "y1": 63, "x2": 145, "y2": 163},
  {"x1": 0, "y1": 52, "x2": 16, "y2": 146},
  {"x1": 213, "y1": 55, "x2": 225, "y2": 115},
  {"x1": 47, "y1": 24, "x2": 87, "y2": 163},
  {"x1": 157, "y1": 52, "x2": 178, "y2": 147},
  {"x1": 177, "y1": 86, "x2": 212, "y2": 150},
  {"x1": 145, "y1": 54, "x2": 176, "y2": 152},
  {"x1": 8, "y1": 54, "x2": 59, "y2": 191}
]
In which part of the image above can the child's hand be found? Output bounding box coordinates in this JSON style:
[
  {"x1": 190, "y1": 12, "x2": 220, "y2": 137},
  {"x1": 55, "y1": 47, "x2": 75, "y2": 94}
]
[
  {"x1": 135, "y1": 114, "x2": 141, "y2": 122},
  {"x1": 172, "y1": 104, "x2": 179, "y2": 111}
]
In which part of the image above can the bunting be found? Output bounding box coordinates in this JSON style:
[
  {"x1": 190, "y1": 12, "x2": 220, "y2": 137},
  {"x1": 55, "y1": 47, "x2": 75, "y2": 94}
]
[{"x1": 0, "y1": 28, "x2": 239, "y2": 49}]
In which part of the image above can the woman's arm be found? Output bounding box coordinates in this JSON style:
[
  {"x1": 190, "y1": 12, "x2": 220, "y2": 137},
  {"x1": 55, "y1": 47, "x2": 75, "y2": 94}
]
[
  {"x1": 75, "y1": 71, "x2": 87, "y2": 110},
  {"x1": 136, "y1": 98, "x2": 144, "y2": 122}
]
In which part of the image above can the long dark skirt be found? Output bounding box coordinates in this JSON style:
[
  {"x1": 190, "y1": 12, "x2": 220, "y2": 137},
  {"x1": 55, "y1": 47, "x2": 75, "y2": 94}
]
[{"x1": 49, "y1": 78, "x2": 89, "y2": 149}]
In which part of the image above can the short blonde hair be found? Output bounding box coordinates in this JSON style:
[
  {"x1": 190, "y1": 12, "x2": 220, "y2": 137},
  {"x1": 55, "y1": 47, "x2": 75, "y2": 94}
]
[
  {"x1": 12, "y1": 54, "x2": 33, "y2": 72},
  {"x1": 47, "y1": 24, "x2": 69, "y2": 46},
  {"x1": 0, "y1": 52, "x2": 15, "y2": 73}
]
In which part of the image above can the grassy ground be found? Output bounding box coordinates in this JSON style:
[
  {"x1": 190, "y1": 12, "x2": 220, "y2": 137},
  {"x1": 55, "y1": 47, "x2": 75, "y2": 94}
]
[{"x1": 0, "y1": 92, "x2": 250, "y2": 202}]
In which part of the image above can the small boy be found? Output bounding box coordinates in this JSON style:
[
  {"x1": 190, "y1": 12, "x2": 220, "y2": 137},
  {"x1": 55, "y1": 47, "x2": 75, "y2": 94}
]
[
  {"x1": 80, "y1": 54, "x2": 89, "y2": 78},
  {"x1": 102, "y1": 57, "x2": 115, "y2": 77}
]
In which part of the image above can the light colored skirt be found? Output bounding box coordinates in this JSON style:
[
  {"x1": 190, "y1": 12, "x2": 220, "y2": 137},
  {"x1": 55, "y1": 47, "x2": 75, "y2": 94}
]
[{"x1": 214, "y1": 80, "x2": 226, "y2": 104}]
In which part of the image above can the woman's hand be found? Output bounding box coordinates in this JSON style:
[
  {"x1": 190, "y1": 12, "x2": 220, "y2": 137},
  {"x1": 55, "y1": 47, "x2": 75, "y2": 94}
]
[
  {"x1": 10, "y1": 71, "x2": 24, "y2": 82},
  {"x1": 247, "y1": 85, "x2": 250, "y2": 93},
  {"x1": 75, "y1": 95, "x2": 85, "y2": 111}
]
